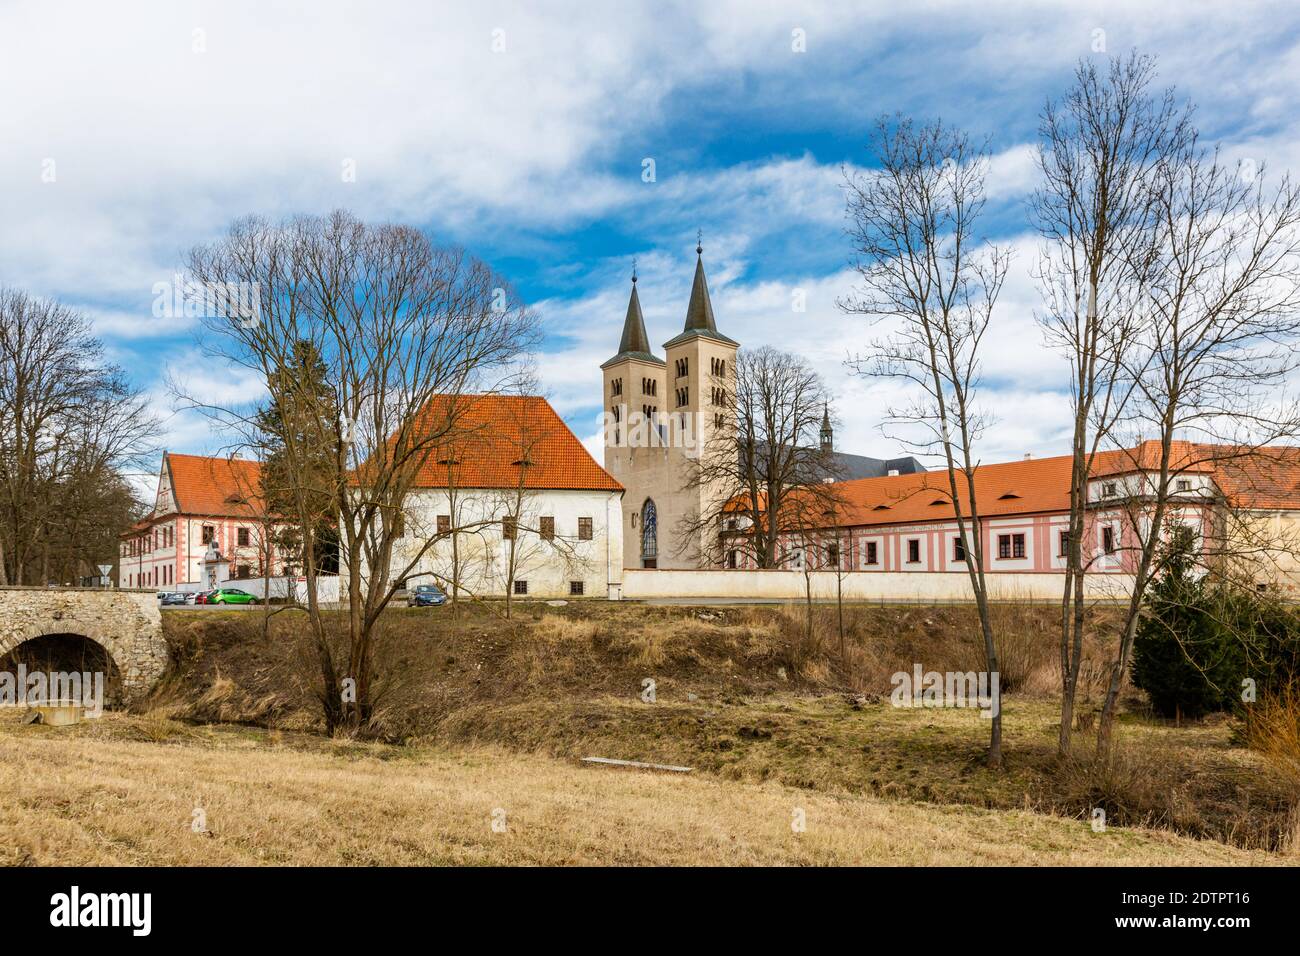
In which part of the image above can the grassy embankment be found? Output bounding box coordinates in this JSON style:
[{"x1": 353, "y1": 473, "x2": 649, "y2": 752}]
[{"x1": 2, "y1": 600, "x2": 1294, "y2": 864}]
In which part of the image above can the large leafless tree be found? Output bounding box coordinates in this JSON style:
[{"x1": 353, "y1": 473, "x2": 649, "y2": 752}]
[
  {"x1": 0, "y1": 288, "x2": 157, "y2": 586},
  {"x1": 842, "y1": 117, "x2": 1010, "y2": 768},
  {"x1": 1030, "y1": 52, "x2": 1193, "y2": 755},
  {"x1": 685, "y1": 346, "x2": 838, "y2": 569},
  {"x1": 1094, "y1": 129, "x2": 1300, "y2": 751},
  {"x1": 182, "y1": 211, "x2": 537, "y2": 734}
]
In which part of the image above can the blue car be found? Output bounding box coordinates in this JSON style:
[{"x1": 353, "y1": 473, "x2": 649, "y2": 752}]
[{"x1": 407, "y1": 584, "x2": 447, "y2": 607}]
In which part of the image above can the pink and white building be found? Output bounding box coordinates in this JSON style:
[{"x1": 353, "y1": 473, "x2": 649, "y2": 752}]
[
  {"x1": 118, "y1": 453, "x2": 284, "y2": 591},
  {"x1": 722, "y1": 441, "x2": 1300, "y2": 589}
]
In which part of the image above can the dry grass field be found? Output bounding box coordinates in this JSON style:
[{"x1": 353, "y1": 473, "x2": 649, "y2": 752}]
[
  {"x1": 4, "y1": 600, "x2": 1297, "y2": 864},
  {"x1": 0, "y1": 713, "x2": 1279, "y2": 866}
]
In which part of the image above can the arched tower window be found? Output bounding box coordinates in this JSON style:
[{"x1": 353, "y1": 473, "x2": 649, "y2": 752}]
[{"x1": 641, "y1": 498, "x2": 658, "y2": 568}]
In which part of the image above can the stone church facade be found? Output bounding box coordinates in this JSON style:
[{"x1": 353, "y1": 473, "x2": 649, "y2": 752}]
[{"x1": 601, "y1": 246, "x2": 737, "y2": 570}]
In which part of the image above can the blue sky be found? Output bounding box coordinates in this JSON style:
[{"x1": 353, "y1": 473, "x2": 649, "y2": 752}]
[{"x1": 3, "y1": 1, "x2": 1300, "y2": 490}]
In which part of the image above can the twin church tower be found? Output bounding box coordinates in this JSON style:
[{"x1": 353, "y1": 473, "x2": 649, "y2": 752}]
[{"x1": 601, "y1": 245, "x2": 737, "y2": 570}]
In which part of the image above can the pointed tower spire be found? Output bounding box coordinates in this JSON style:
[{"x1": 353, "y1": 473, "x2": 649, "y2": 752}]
[
  {"x1": 820, "y1": 403, "x2": 833, "y2": 453},
  {"x1": 682, "y1": 239, "x2": 718, "y2": 335},
  {"x1": 602, "y1": 264, "x2": 664, "y2": 367}
]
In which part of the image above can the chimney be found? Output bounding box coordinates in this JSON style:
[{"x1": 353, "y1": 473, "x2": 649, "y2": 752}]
[{"x1": 1024, "y1": 453, "x2": 1033, "y2": 460}]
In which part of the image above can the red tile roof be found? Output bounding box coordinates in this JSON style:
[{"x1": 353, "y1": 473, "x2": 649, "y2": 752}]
[
  {"x1": 1091, "y1": 440, "x2": 1216, "y2": 477},
  {"x1": 165, "y1": 453, "x2": 265, "y2": 517},
  {"x1": 830, "y1": 453, "x2": 1076, "y2": 527},
  {"x1": 403, "y1": 394, "x2": 622, "y2": 492},
  {"x1": 1208, "y1": 445, "x2": 1300, "y2": 510},
  {"x1": 786, "y1": 442, "x2": 1300, "y2": 530}
]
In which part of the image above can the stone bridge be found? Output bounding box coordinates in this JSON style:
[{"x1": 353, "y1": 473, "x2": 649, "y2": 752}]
[{"x1": 0, "y1": 588, "x2": 169, "y2": 702}]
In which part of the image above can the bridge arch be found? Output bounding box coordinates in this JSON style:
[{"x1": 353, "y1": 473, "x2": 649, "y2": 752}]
[{"x1": 0, "y1": 588, "x2": 168, "y2": 703}]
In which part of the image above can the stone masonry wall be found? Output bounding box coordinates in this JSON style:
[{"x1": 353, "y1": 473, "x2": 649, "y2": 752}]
[{"x1": 0, "y1": 588, "x2": 169, "y2": 701}]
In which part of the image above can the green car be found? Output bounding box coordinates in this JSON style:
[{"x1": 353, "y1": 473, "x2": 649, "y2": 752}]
[{"x1": 209, "y1": 587, "x2": 257, "y2": 606}]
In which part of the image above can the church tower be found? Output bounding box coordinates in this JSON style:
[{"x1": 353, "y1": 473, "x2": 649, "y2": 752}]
[{"x1": 602, "y1": 242, "x2": 737, "y2": 569}]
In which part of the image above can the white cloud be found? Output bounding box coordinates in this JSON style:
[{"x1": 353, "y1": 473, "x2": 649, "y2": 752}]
[{"x1": 4, "y1": 0, "x2": 1300, "y2": 466}]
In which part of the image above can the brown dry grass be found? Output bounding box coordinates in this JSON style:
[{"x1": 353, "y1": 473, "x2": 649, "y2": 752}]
[
  {"x1": 0, "y1": 712, "x2": 1280, "y2": 867},
  {"x1": 137, "y1": 602, "x2": 1299, "y2": 852}
]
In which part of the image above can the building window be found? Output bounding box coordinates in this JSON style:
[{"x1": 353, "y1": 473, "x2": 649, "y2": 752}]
[
  {"x1": 826, "y1": 542, "x2": 840, "y2": 566},
  {"x1": 907, "y1": 539, "x2": 921, "y2": 564},
  {"x1": 502, "y1": 516, "x2": 516, "y2": 541},
  {"x1": 953, "y1": 537, "x2": 966, "y2": 562},
  {"x1": 611, "y1": 378, "x2": 622, "y2": 397},
  {"x1": 997, "y1": 533, "x2": 1025, "y2": 560},
  {"x1": 202, "y1": 525, "x2": 215, "y2": 545},
  {"x1": 675, "y1": 357, "x2": 689, "y2": 378},
  {"x1": 437, "y1": 514, "x2": 450, "y2": 535},
  {"x1": 1102, "y1": 526, "x2": 1116, "y2": 554},
  {"x1": 1058, "y1": 530, "x2": 1070, "y2": 557},
  {"x1": 569, "y1": 580, "x2": 584, "y2": 596},
  {"x1": 513, "y1": 579, "x2": 528, "y2": 595},
  {"x1": 1102, "y1": 481, "x2": 1118, "y2": 498},
  {"x1": 640, "y1": 499, "x2": 658, "y2": 568},
  {"x1": 1175, "y1": 478, "x2": 1191, "y2": 492},
  {"x1": 865, "y1": 541, "x2": 878, "y2": 566},
  {"x1": 539, "y1": 516, "x2": 555, "y2": 541},
  {"x1": 727, "y1": 550, "x2": 738, "y2": 569},
  {"x1": 578, "y1": 517, "x2": 593, "y2": 541},
  {"x1": 237, "y1": 528, "x2": 250, "y2": 547}
]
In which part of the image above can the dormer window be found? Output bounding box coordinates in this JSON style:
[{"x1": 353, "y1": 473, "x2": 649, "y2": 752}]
[{"x1": 1102, "y1": 482, "x2": 1118, "y2": 498}]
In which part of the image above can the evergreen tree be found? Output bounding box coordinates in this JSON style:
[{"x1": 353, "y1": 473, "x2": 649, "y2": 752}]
[
  {"x1": 255, "y1": 340, "x2": 340, "y2": 575},
  {"x1": 1133, "y1": 526, "x2": 1245, "y2": 720}
]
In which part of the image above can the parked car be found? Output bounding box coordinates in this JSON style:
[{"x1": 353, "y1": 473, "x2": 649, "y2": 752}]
[
  {"x1": 209, "y1": 587, "x2": 257, "y2": 606},
  {"x1": 193, "y1": 589, "x2": 218, "y2": 605},
  {"x1": 160, "y1": 592, "x2": 188, "y2": 606},
  {"x1": 407, "y1": 584, "x2": 447, "y2": 607}
]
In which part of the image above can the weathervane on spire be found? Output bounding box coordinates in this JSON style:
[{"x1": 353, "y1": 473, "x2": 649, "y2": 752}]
[
  {"x1": 696, "y1": 229, "x2": 703, "y2": 256},
  {"x1": 632, "y1": 257, "x2": 638, "y2": 284}
]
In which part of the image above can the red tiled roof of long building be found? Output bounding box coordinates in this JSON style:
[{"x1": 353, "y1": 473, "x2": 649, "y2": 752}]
[{"x1": 749, "y1": 442, "x2": 1300, "y2": 530}]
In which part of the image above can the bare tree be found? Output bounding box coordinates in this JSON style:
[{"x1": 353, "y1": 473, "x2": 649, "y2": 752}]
[
  {"x1": 1094, "y1": 132, "x2": 1300, "y2": 751},
  {"x1": 691, "y1": 346, "x2": 838, "y2": 569},
  {"x1": 780, "y1": 478, "x2": 844, "y2": 644},
  {"x1": 842, "y1": 117, "x2": 1010, "y2": 768},
  {"x1": 182, "y1": 211, "x2": 537, "y2": 734},
  {"x1": 0, "y1": 288, "x2": 158, "y2": 586},
  {"x1": 1030, "y1": 52, "x2": 1193, "y2": 755}
]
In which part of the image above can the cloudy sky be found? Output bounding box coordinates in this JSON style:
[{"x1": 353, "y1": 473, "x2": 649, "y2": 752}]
[{"x1": 3, "y1": 0, "x2": 1300, "y2": 484}]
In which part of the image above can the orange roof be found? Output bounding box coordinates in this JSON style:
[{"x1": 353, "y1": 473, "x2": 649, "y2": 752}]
[
  {"x1": 1207, "y1": 445, "x2": 1300, "y2": 510},
  {"x1": 777, "y1": 442, "x2": 1300, "y2": 530},
  {"x1": 402, "y1": 394, "x2": 622, "y2": 493},
  {"x1": 829, "y1": 453, "x2": 1076, "y2": 527},
  {"x1": 1091, "y1": 440, "x2": 1216, "y2": 477},
  {"x1": 165, "y1": 453, "x2": 265, "y2": 517}
]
